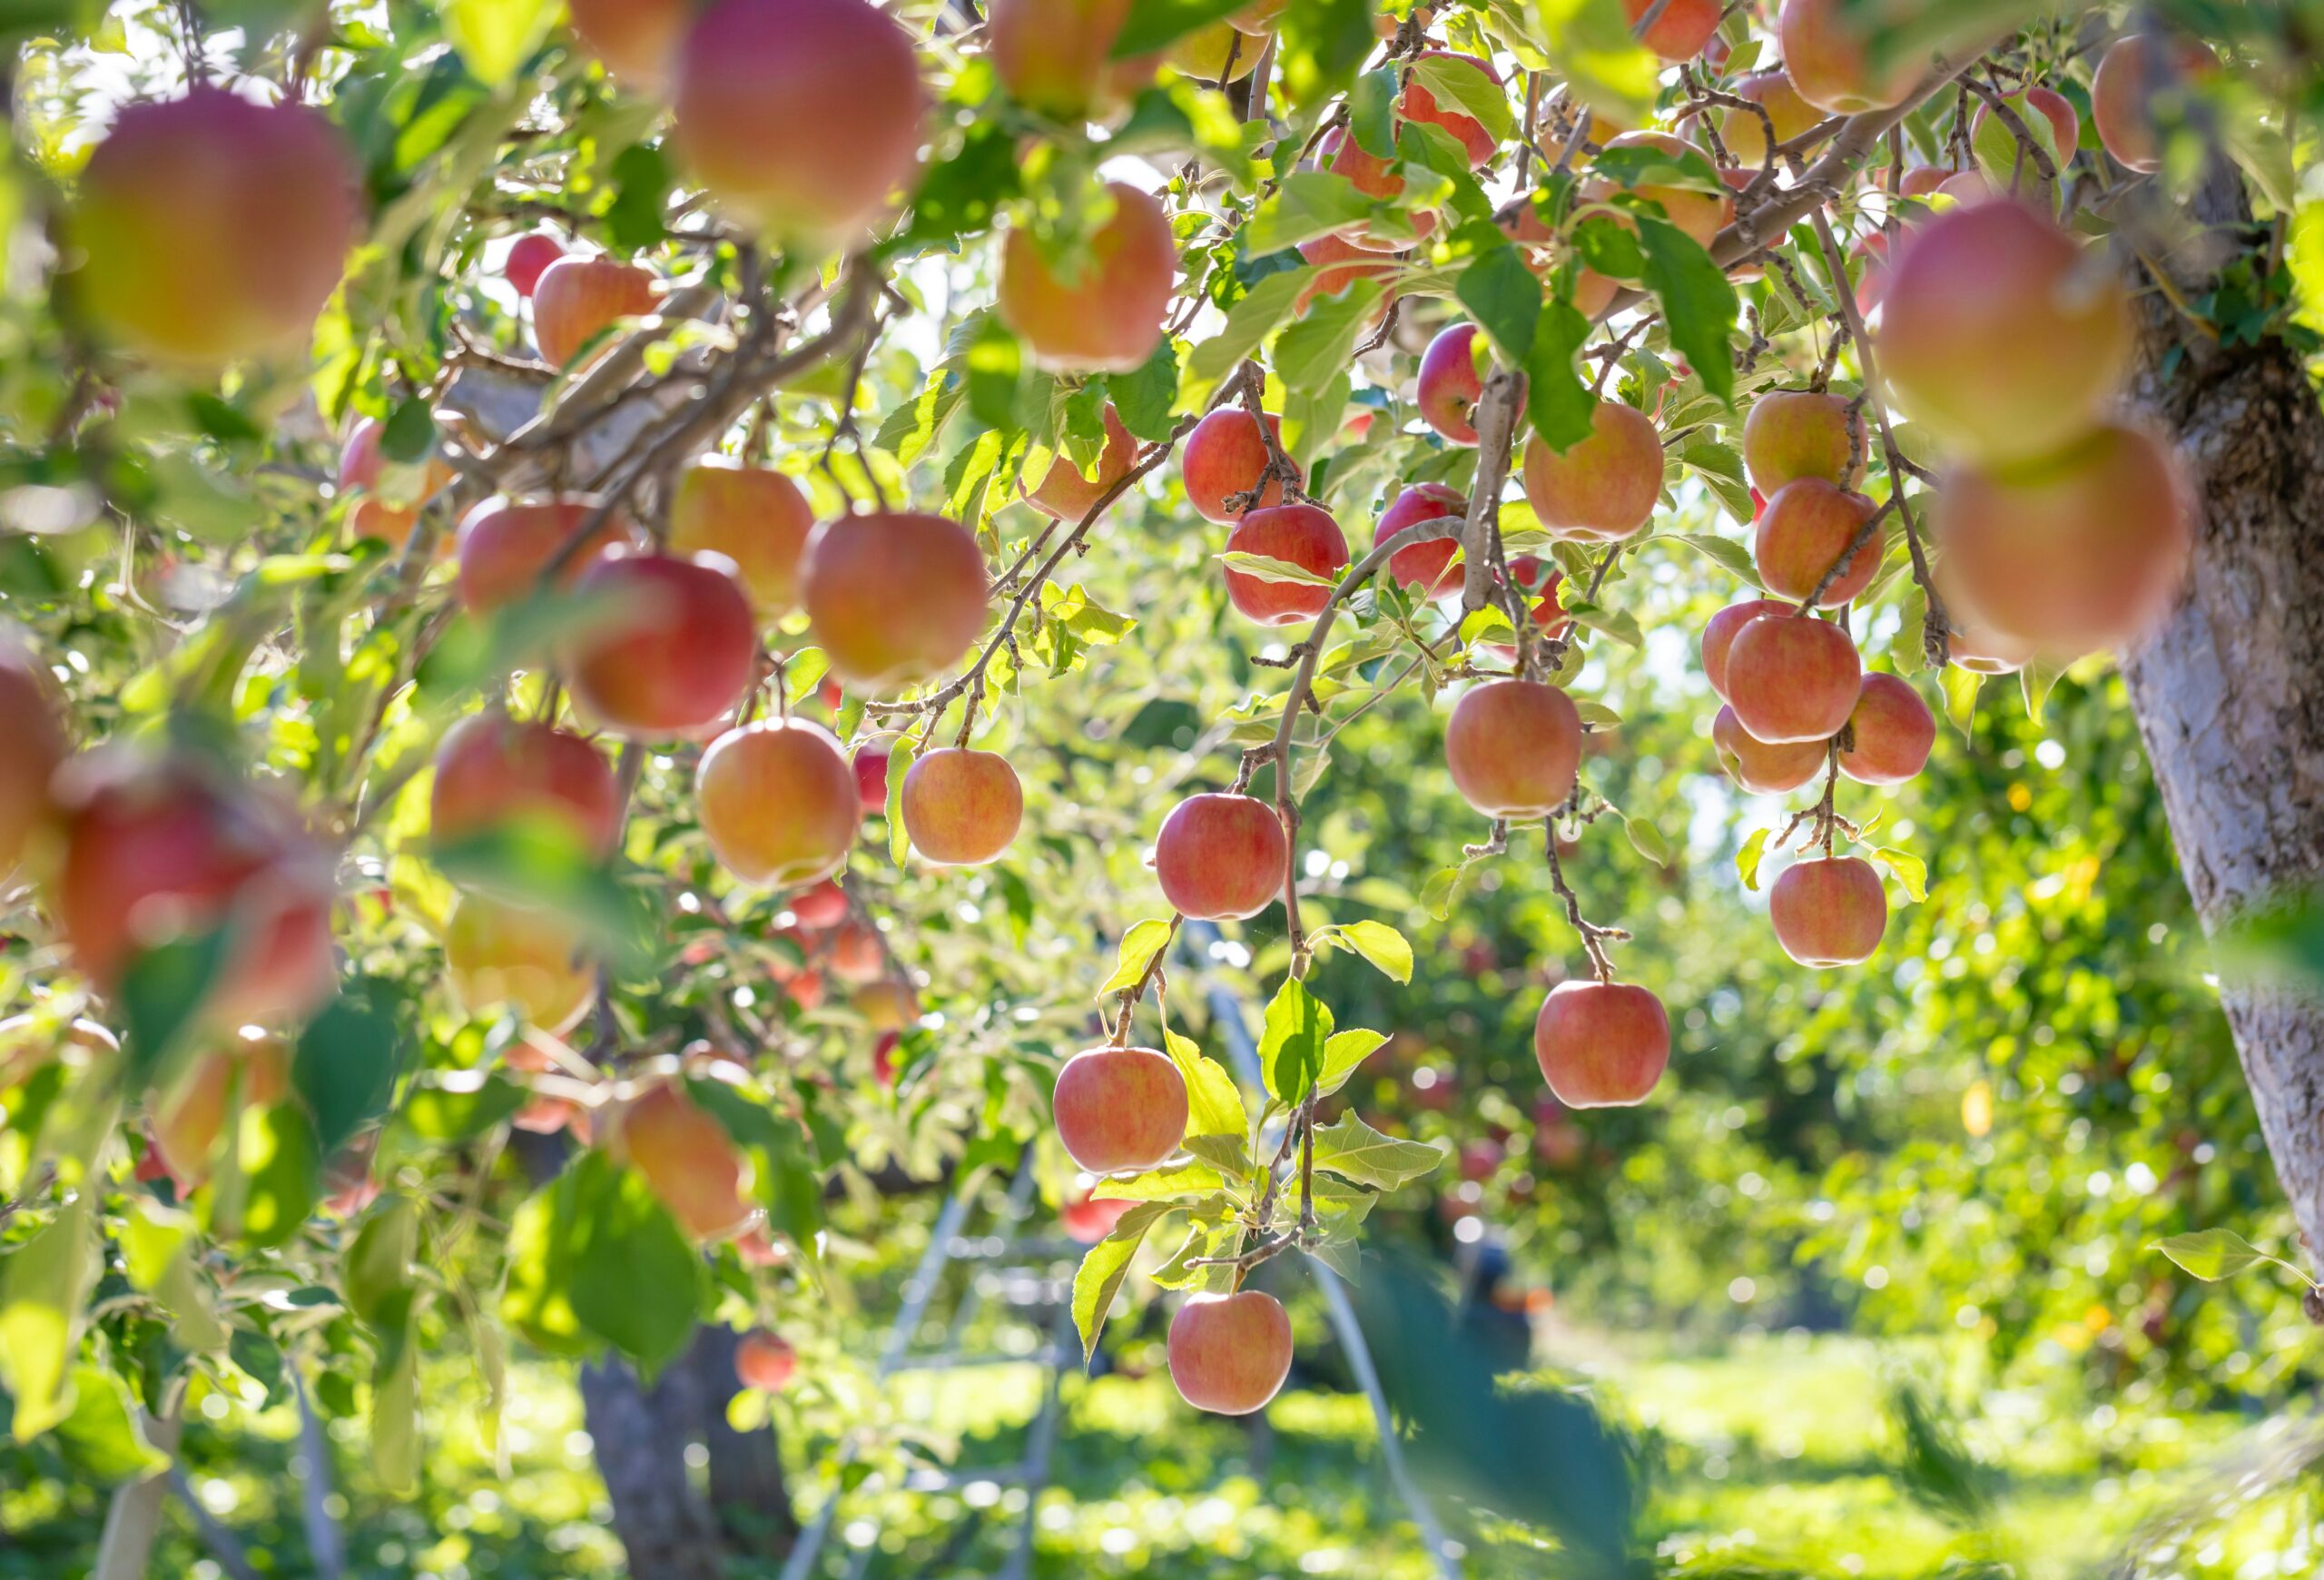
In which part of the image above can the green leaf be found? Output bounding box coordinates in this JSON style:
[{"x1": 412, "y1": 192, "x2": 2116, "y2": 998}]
[
  {"x1": 1939, "y1": 661, "x2": 1984, "y2": 744},
  {"x1": 1736, "y1": 826, "x2": 1771, "y2": 892},
  {"x1": 1672, "y1": 528, "x2": 1760, "y2": 585},
  {"x1": 1244, "y1": 171, "x2": 1376, "y2": 256},
  {"x1": 502, "y1": 1151, "x2": 707, "y2": 1373},
  {"x1": 1870, "y1": 845, "x2": 1928, "y2": 904},
  {"x1": 1216, "y1": 549, "x2": 1344, "y2": 588},
  {"x1": 399, "y1": 1070, "x2": 528, "y2": 1143},
  {"x1": 2019, "y1": 652, "x2": 2071, "y2": 721},
  {"x1": 52, "y1": 1367, "x2": 167, "y2": 1485},
  {"x1": 1164, "y1": 1028, "x2": 1249, "y2": 1143},
  {"x1": 1092, "y1": 1159, "x2": 1226, "y2": 1201},
  {"x1": 1110, "y1": 0, "x2": 1246, "y2": 57},
  {"x1": 1332, "y1": 919, "x2": 1413, "y2": 983},
  {"x1": 1309, "y1": 1113, "x2": 1445, "y2": 1190},
  {"x1": 1098, "y1": 919, "x2": 1175, "y2": 998},
  {"x1": 372, "y1": 1338, "x2": 422, "y2": 1496},
  {"x1": 227, "y1": 1102, "x2": 321, "y2": 1249},
  {"x1": 2151, "y1": 1229, "x2": 2278, "y2": 1283},
  {"x1": 1536, "y1": 0, "x2": 1659, "y2": 125},
  {"x1": 0, "y1": 1193, "x2": 97, "y2": 1440},
  {"x1": 1106, "y1": 338, "x2": 1182, "y2": 442},
  {"x1": 380, "y1": 397, "x2": 437, "y2": 466},
  {"x1": 1622, "y1": 815, "x2": 1672, "y2": 868},
  {"x1": 1181, "y1": 1132, "x2": 1255, "y2": 1178},
  {"x1": 345, "y1": 1197, "x2": 421, "y2": 1328},
  {"x1": 604, "y1": 143, "x2": 670, "y2": 253},
  {"x1": 1455, "y1": 243, "x2": 1543, "y2": 368},
  {"x1": 1071, "y1": 1201, "x2": 1172, "y2": 1362},
  {"x1": 1256, "y1": 977, "x2": 1334, "y2": 1104},
  {"x1": 1527, "y1": 300, "x2": 1597, "y2": 450},
  {"x1": 1406, "y1": 54, "x2": 1515, "y2": 146},
  {"x1": 1275, "y1": 280, "x2": 1385, "y2": 391},
  {"x1": 120, "y1": 929, "x2": 230, "y2": 1088},
  {"x1": 1187, "y1": 269, "x2": 1312, "y2": 387},
  {"x1": 441, "y1": 0, "x2": 554, "y2": 85},
  {"x1": 1420, "y1": 863, "x2": 1472, "y2": 923},
  {"x1": 1348, "y1": 66, "x2": 1399, "y2": 158},
  {"x1": 294, "y1": 983, "x2": 406, "y2": 1158},
  {"x1": 1635, "y1": 214, "x2": 1738, "y2": 406},
  {"x1": 967, "y1": 315, "x2": 1026, "y2": 432},
  {"x1": 1315, "y1": 1029, "x2": 1389, "y2": 1096}
]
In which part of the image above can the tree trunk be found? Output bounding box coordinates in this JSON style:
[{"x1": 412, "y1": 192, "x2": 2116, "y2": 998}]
[
  {"x1": 580, "y1": 1326, "x2": 797, "y2": 1580},
  {"x1": 2118, "y1": 170, "x2": 2324, "y2": 1267}
]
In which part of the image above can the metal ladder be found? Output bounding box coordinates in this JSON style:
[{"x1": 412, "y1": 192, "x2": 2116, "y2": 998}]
[{"x1": 776, "y1": 926, "x2": 1462, "y2": 1578}]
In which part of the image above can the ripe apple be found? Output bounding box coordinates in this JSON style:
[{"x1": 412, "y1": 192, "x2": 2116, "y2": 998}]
[
  {"x1": 455, "y1": 496, "x2": 641, "y2": 615},
  {"x1": 445, "y1": 893, "x2": 596, "y2": 1034},
  {"x1": 852, "y1": 745, "x2": 890, "y2": 815},
  {"x1": 1473, "y1": 555, "x2": 1571, "y2": 667},
  {"x1": 619, "y1": 1079, "x2": 755, "y2": 1240},
  {"x1": 1052, "y1": 1045, "x2": 1188, "y2": 1171},
  {"x1": 1932, "y1": 421, "x2": 2191, "y2": 657},
  {"x1": 1444, "y1": 679, "x2": 1583, "y2": 817},
  {"x1": 669, "y1": 459, "x2": 816, "y2": 618},
  {"x1": 672, "y1": 0, "x2": 928, "y2": 244},
  {"x1": 1838, "y1": 674, "x2": 1935, "y2": 785},
  {"x1": 1713, "y1": 704, "x2": 1827, "y2": 795},
  {"x1": 566, "y1": 0, "x2": 692, "y2": 83},
  {"x1": 505, "y1": 232, "x2": 566, "y2": 297},
  {"x1": 0, "y1": 641, "x2": 66, "y2": 877},
  {"x1": 1945, "y1": 609, "x2": 2037, "y2": 676},
  {"x1": 695, "y1": 718, "x2": 862, "y2": 886},
  {"x1": 564, "y1": 552, "x2": 760, "y2": 738},
  {"x1": 801, "y1": 511, "x2": 990, "y2": 692},
  {"x1": 1060, "y1": 1177, "x2": 1136, "y2": 1243},
  {"x1": 1374, "y1": 482, "x2": 1466, "y2": 598},
  {"x1": 68, "y1": 89, "x2": 359, "y2": 366},
  {"x1": 1222, "y1": 504, "x2": 1351, "y2": 627},
  {"x1": 532, "y1": 255, "x2": 659, "y2": 370},
  {"x1": 1724, "y1": 613, "x2": 1861, "y2": 743},
  {"x1": 1296, "y1": 232, "x2": 1400, "y2": 313},
  {"x1": 1742, "y1": 390, "x2": 1866, "y2": 495},
  {"x1": 1000, "y1": 182, "x2": 1176, "y2": 373},
  {"x1": 1402, "y1": 51, "x2": 1503, "y2": 167},
  {"x1": 52, "y1": 751, "x2": 336, "y2": 1030},
  {"x1": 988, "y1": 0, "x2": 1130, "y2": 119},
  {"x1": 789, "y1": 878, "x2": 850, "y2": 930},
  {"x1": 735, "y1": 1330, "x2": 798, "y2": 1391},
  {"x1": 1779, "y1": 0, "x2": 1922, "y2": 115},
  {"x1": 828, "y1": 918, "x2": 885, "y2": 983},
  {"x1": 1315, "y1": 126, "x2": 1436, "y2": 249},
  {"x1": 1168, "y1": 1290, "x2": 1294, "y2": 1415},
  {"x1": 339, "y1": 418, "x2": 452, "y2": 552},
  {"x1": 1973, "y1": 85, "x2": 2081, "y2": 163},
  {"x1": 1155, "y1": 792, "x2": 1287, "y2": 920},
  {"x1": 1720, "y1": 71, "x2": 1823, "y2": 166},
  {"x1": 2092, "y1": 36, "x2": 2214, "y2": 174},
  {"x1": 1596, "y1": 132, "x2": 1732, "y2": 250},
  {"x1": 1533, "y1": 981, "x2": 1668, "y2": 1107},
  {"x1": 1621, "y1": 0, "x2": 1718, "y2": 59},
  {"x1": 1753, "y1": 478, "x2": 1884, "y2": 607},
  {"x1": 851, "y1": 980, "x2": 918, "y2": 1032},
  {"x1": 1417, "y1": 324, "x2": 1486, "y2": 445},
  {"x1": 1183, "y1": 409, "x2": 1299, "y2": 524},
  {"x1": 1521, "y1": 400, "x2": 1664, "y2": 542},
  {"x1": 1699, "y1": 598, "x2": 1795, "y2": 701},
  {"x1": 1878, "y1": 200, "x2": 2132, "y2": 466},
  {"x1": 901, "y1": 748, "x2": 1023, "y2": 865},
  {"x1": 1026, "y1": 404, "x2": 1137, "y2": 521},
  {"x1": 430, "y1": 713, "x2": 624, "y2": 859},
  {"x1": 1769, "y1": 855, "x2": 1887, "y2": 967}
]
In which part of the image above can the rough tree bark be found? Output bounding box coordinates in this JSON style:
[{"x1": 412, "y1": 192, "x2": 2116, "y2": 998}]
[{"x1": 2118, "y1": 169, "x2": 2324, "y2": 1266}]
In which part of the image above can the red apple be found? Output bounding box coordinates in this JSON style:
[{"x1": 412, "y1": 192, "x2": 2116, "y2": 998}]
[
  {"x1": 454, "y1": 496, "x2": 641, "y2": 615},
  {"x1": 1753, "y1": 478, "x2": 1884, "y2": 607},
  {"x1": 1443, "y1": 679, "x2": 1583, "y2": 817},
  {"x1": 988, "y1": 0, "x2": 1131, "y2": 119},
  {"x1": 735, "y1": 1330, "x2": 797, "y2": 1390},
  {"x1": 52, "y1": 751, "x2": 336, "y2": 1030},
  {"x1": 828, "y1": 918, "x2": 885, "y2": 983},
  {"x1": 1315, "y1": 125, "x2": 1436, "y2": 249},
  {"x1": 532, "y1": 255, "x2": 659, "y2": 370},
  {"x1": 1296, "y1": 232, "x2": 1401, "y2": 313},
  {"x1": 1623, "y1": 0, "x2": 1719, "y2": 61},
  {"x1": 789, "y1": 878, "x2": 851, "y2": 930},
  {"x1": 852, "y1": 745, "x2": 891, "y2": 814},
  {"x1": 505, "y1": 232, "x2": 566, "y2": 297},
  {"x1": 1837, "y1": 674, "x2": 1935, "y2": 785},
  {"x1": 1521, "y1": 400, "x2": 1664, "y2": 542},
  {"x1": 1534, "y1": 980, "x2": 1669, "y2": 1107},
  {"x1": 563, "y1": 552, "x2": 760, "y2": 738},
  {"x1": 1769, "y1": 855, "x2": 1887, "y2": 967},
  {"x1": 1473, "y1": 556, "x2": 1571, "y2": 666},
  {"x1": 669, "y1": 459, "x2": 816, "y2": 618},
  {"x1": 339, "y1": 418, "x2": 452, "y2": 552},
  {"x1": 1595, "y1": 131, "x2": 1732, "y2": 250},
  {"x1": 672, "y1": 0, "x2": 928, "y2": 244},
  {"x1": 1779, "y1": 0, "x2": 1922, "y2": 115},
  {"x1": 1183, "y1": 409, "x2": 1298, "y2": 524},
  {"x1": 1402, "y1": 51, "x2": 1503, "y2": 168},
  {"x1": 1713, "y1": 704, "x2": 1827, "y2": 794},
  {"x1": 1700, "y1": 598, "x2": 1794, "y2": 701},
  {"x1": 566, "y1": 0, "x2": 693, "y2": 83},
  {"x1": 901, "y1": 748, "x2": 1023, "y2": 865},
  {"x1": 801, "y1": 512, "x2": 990, "y2": 693},
  {"x1": 695, "y1": 718, "x2": 862, "y2": 885},
  {"x1": 430, "y1": 713, "x2": 624, "y2": 858},
  {"x1": 1932, "y1": 421, "x2": 2191, "y2": 657},
  {"x1": 1724, "y1": 612, "x2": 1860, "y2": 743},
  {"x1": 1878, "y1": 201, "x2": 2132, "y2": 466},
  {"x1": 1155, "y1": 793, "x2": 1287, "y2": 920},
  {"x1": 619, "y1": 1079, "x2": 754, "y2": 1240},
  {"x1": 999, "y1": 182, "x2": 1175, "y2": 373},
  {"x1": 1417, "y1": 323, "x2": 1486, "y2": 445},
  {"x1": 1374, "y1": 482, "x2": 1466, "y2": 598},
  {"x1": 2091, "y1": 36, "x2": 2215, "y2": 175},
  {"x1": 69, "y1": 89, "x2": 359, "y2": 366},
  {"x1": 1168, "y1": 1290, "x2": 1294, "y2": 1415},
  {"x1": 1222, "y1": 504, "x2": 1351, "y2": 627},
  {"x1": 1052, "y1": 1045, "x2": 1188, "y2": 1171},
  {"x1": 1060, "y1": 1176, "x2": 1136, "y2": 1243},
  {"x1": 1025, "y1": 404, "x2": 1137, "y2": 521}
]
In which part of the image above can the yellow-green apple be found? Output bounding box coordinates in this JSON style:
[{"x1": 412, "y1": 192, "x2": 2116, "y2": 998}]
[
  {"x1": 989, "y1": 0, "x2": 1131, "y2": 119},
  {"x1": 1742, "y1": 390, "x2": 1866, "y2": 494},
  {"x1": 454, "y1": 496, "x2": 641, "y2": 615},
  {"x1": 999, "y1": 182, "x2": 1176, "y2": 373},
  {"x1": 1521, "y1": 400, "x2": 1664, "y2": 541},
  {"x1": 1025, "y1": 405, "x2": 1137, "y2": 521},
  {"x1": 695, "y1": 718, "x2": 861, "y2": 885},
  {"x1": 617, "y1": 1078, "x2": 755, "y2": 1240},
  {"x1": 566, "y1": 0, "x2": 693, "y2": 84},
  {"x1": 1720, "y1": 71, "x2": 1822, "y2": 166},
  {"x1": 0, "y1": 640, "x2": 65, "y2": 877},
  {"x1": 2092, "y1": 35, "x2": 2214, "y2": 174},
  {"x1": 801, "y1": 511, "x2": 990, "y2": 691},
  {"x1": 1779, "y1": 0, "x2": 1922, "y2": 114},
  {"x1": 532, "y1": 255, "x2": 659, "y2": 370},
  {"x1": 445, "y1": 893, "x2": 596, "y2": 1033},
  {"x1": 901, "y1": 748, "x2": 1023, "y2": 865}
]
